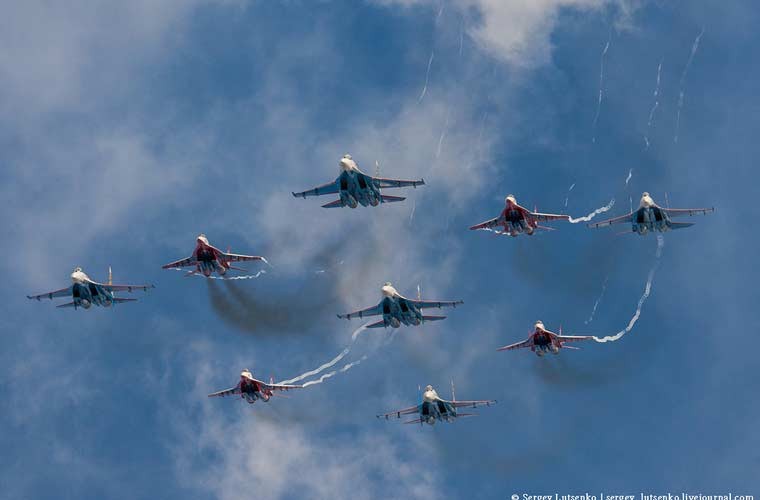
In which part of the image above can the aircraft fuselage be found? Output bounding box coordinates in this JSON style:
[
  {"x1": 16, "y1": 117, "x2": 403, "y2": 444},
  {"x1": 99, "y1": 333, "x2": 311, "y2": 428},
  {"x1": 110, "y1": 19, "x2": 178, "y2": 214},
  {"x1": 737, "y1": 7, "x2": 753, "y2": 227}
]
[
  {"x1": 239, "y1": 377, "x2": 272, "y2": 404},
  {"x1": 632, "y1": 206, "x2": 673, "y2": 234},
  {"x1": 499, "y1": 200, "x2": 536, "y2": 236},
  {"x1": 335, "y1": 169, "x2": 382, "y2": 208},
  {"x1": 378, "y1": 296, "x2": 424, "y2": 328},
  {"x1": 193, "y1": 238, "x2": 228, "y2": 277}
]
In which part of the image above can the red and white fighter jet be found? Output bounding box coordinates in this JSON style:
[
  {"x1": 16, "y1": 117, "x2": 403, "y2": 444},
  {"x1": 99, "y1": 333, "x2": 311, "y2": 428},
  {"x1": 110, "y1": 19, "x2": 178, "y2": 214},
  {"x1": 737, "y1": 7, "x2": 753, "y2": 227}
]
[
  {"x1": 469, "y1": 195, "x2": 569, "y2": 236},
  {"x1": 207, "y1": 369, "x2": 302, "y2": 404},
  {"x1": 162, "y1": 234, "x2": 265, "y2": 278},
  {"x1": 497, "y1": 321, "x2": 592, "y2": 356}
]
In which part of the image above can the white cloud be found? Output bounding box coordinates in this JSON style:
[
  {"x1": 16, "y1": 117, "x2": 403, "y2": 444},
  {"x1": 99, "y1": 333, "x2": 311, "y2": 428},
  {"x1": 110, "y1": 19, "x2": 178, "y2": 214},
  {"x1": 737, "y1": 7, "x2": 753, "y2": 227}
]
[{"x1": 375, "y1": 0, "x2": 634, "y2": 67}]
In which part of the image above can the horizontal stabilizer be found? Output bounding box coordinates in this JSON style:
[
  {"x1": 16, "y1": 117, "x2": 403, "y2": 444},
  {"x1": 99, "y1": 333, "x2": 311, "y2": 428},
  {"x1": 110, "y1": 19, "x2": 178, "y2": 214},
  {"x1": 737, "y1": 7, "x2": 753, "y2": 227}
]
[
  {"x1": 422, "y1": 315, "x2": 447, "y2": 322},
  {"x1": 562, "y1": 345, "x2": 581, "y2": 350},
  {"x1": 381, "y1": 195, "x2": 406, "y2": 204},
  {"x1": 456, "y1": 413, "x2": 478, "y2": 418},
  {"x1": 321, "y1": 199, "x2": 344, "y2": 208},
  {"x1": 56, "y1": 302, "x2": 77, "y2": 309},
  {"x1": 366, "y1": 319, "x2": 388, "y2": 329},
  {"x1": 669, "y1": 222, "x2": 694, "y2": 230},
  {"x1": 113, "y1": 298, "x2": 138, "y2": 303}
]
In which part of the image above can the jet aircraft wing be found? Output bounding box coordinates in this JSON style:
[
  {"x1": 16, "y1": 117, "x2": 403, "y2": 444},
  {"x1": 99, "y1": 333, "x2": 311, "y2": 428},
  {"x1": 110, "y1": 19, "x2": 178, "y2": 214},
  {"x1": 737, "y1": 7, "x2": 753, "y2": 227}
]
[
  {"x1": 27, "y1": 286, "x2": 73, "y2": 301},
  {"x1": 93, "y1": 281, "x2": 154, "y2": 292},
  {"x1": 409, "y1": 299, "x2": 464, "y2": 309},
  {"x1": 530, "y1": 211, "x2": 570, "y2": 222},
  {"x1": 469, "y1": 217, "x2": 500, "y2": 231},
  {"x1": 587, "y1": 211, "x2": 632, "y2": 229},
  {"x1": 497, "y1": 338, "x2": 533, "y2": 351},
  {"x1": 337, "y1": 303, "x2": 383, "y2": 320},
  {"x1": 221, "y1": 252, "x2": 264, "y2": 263},
  {"x1": 372, "y1": 176, "x2": 425, "y2": 189},
  {"x1": 662, "y1": 207, "x2": 714, "y2": 217},
  {"x1": 449, "y1": 399, "x2": 497, "y2": 409},
  {"x1": 556, "y1": 334, "x2": 593, "y2": 343},
  {"x1": 262, "y1": 380, "x2": 303, "y2": 391},
  {"x1": 376, "y1": 405, "x2": 420, "y2": 420},
  {"x1": 207, "y1": 386, "x2": 241, "y2": 398},
  {"x1": 292, "y1": 181, "x2": 339, "y2": 198},
  {"x1": 162, "y1": 256, "x2": 196, "y2": 269}
]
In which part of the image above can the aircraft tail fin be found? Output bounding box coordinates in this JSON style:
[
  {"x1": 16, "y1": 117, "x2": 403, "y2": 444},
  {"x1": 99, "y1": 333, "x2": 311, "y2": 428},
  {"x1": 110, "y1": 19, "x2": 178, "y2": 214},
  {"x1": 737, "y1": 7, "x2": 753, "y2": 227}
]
[
  {"x1": 669, "y1": 222, "x2": 694, "y2": 230},
  {"x1": 381, "y1": 195, "x2": 406, "y2": 204},
  {"x1": 321, "y1": 199, "x2": 344, "y2": 208},
  {"x1": 422, "y1": 315, "x2": 447, "y2": 323},
  {"x1": 366, "y1": 319, "x2": 388, "y2": 329},
  {"x1": 108, "y1": 266, "x2": 113, "y2": 286}
]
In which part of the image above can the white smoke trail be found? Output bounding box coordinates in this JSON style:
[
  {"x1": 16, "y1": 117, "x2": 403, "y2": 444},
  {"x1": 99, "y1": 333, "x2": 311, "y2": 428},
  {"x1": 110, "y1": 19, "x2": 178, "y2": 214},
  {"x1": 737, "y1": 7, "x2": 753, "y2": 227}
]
[
  {"x1": 644, "y1": 60, "x2": 663, "y2": 150},
  {"x1": 592, "y1": 235, "x2": 664, "y2": 342},
  {"x1": 564, "y1": 183, "x2": 576, "y2": 208},
  {"x1": 436, "y1": 109, "x2": 450, "y2": 158},
  {"x1": 408, "y1": 199, "x2": 416, "y2": 225},
  {"x1": 585, "y1": 275, "x2": 609, "y2": 325},
  {"x1": 170, "y1": 268, "x2": 266, "y2": 280},
  {"x1": 674, "y1": 29, "x2": 705, "y2": 143},
  {"x1": 459, "y1": 21, "x2": 464, "y2": 57},
  {"x1": 592, "y1": 32, "x2": 612, "y2": 144},
  {"x1": 418, "y1": 51, "x2": 435, "y2": 103},
  {"x1": 568, "y1": 198, "x2": 616, "y2": 223},
  {"x1": 301, "y1": 355, "x2": 369, "y2": 388},
  {"x1": 277, "y1": 323, "x2": 370, "y2": 385},
  {"x1": 625, "y1": 169, "x2": 632, "y2": 186}
]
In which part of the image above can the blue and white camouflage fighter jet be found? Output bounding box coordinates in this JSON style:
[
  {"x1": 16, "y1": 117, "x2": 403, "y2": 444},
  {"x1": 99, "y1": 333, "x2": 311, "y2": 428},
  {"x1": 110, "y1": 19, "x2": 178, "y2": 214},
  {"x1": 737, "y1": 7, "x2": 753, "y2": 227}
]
[
  {"x1": 337, "y1": 282, "x2": 463, "y2": 328},
  {"x1": 377, "y1": 383, "x2": 496, "y2": 425},
  {"x1": 292, "y1": 154, "x2": 424, "y2": 208},
  {"x1": 27, "y1": 267, "x2": 153, "y2": 309},
  {"x1": 588, "y1": 192, "x2": 714, "y2": 235}
]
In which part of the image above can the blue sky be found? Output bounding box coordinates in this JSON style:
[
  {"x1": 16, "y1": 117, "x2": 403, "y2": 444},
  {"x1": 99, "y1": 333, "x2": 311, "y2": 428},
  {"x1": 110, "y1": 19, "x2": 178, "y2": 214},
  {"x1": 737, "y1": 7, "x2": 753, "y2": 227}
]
[{"x1": 1, "y1": 1, "x2": 758, "y2": 499}]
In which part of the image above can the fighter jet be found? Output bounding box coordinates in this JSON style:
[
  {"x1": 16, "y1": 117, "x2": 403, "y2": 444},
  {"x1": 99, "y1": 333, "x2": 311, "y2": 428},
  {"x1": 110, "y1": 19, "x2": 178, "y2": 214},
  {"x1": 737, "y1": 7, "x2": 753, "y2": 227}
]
[
  {"x1": 292, "y1": 154, "x2": 425, "y2": 208},
  {"x1": 207, "y1": 369, "x2": 302, "y2": 404},
  {"x1": 588, "y1": 192, "x2": 714, "y2": 235},
  {"x1": 337, "y1": 282, "x2": 463, "y2": 328},
  {"x1": 27, "y1": 267, "x2": 153, "y2": 309},
  {"x1": 162, "y1": 234, "x2": 265, "y2": 278},
  {"x1": 377, "y1": 383, "x2": 496, "y2": 425},
  {"x1": 497, "y1": 321, "x2": 592, "y2": 356},
  {"x1": 469, "y1": 194, "x2": 569, "y2": 236}
]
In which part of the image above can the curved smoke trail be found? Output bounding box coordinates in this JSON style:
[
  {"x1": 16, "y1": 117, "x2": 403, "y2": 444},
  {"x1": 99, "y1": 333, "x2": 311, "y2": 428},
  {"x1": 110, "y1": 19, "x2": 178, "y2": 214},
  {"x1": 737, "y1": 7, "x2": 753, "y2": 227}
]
[
  {"x1": 276, "y1": 323, "x2": 371, "y2": 385},
  {"x1": 568, "y1": 199, "x2": 616, "y2": 223},
  {"x1": 592, "y1": 235, "x2": 664, "y2": 343}
]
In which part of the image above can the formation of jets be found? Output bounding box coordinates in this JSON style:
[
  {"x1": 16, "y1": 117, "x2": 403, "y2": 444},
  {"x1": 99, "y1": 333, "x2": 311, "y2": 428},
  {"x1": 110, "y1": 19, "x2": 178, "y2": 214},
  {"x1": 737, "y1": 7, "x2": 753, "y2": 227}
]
[{"x1": 26, "y1": 153, "x2": 715, "y2": 424}]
